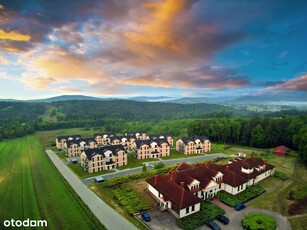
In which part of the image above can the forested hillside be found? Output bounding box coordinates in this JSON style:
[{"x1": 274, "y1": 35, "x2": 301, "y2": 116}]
[{"x1": 0, "y1": 99, "x2": 306, "y2": 165}]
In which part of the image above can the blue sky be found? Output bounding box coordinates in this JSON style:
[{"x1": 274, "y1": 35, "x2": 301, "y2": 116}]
[{"x1": 0, "y1": 0, "x2": 306, "y2": 99}]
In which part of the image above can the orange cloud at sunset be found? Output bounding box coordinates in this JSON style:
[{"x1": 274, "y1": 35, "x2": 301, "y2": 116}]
[
  {"x1": 125, "y1": 0, "x2": 188, "y2": 53},
  {"x1": 19, "y1": 46, "x2": 104, "y2": 90},
  {"x1": 0, "y1": 29, "x2": 31, "y2": 41}
]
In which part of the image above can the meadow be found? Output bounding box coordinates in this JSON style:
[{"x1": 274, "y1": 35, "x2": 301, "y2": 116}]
[{"x1": 0, "y1": 135, "x2": 104, "y2": 229}]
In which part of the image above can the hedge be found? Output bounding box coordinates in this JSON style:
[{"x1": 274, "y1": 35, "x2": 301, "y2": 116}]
[
  {"x1": 242, "y1": 213, "x2": 276, "y2": 230},
  {"x1": 216, "y1": 184, "x2": 265, "y2": 207},
  {"x1": 176, "y1": 201, "x2": 225, "y2": 230},
  {"x1": 273, "y1": 170, "x2": 289, "y2": 180}
]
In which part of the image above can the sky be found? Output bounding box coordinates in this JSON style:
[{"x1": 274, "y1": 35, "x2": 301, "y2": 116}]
[{"x1": 0, "y1": 0, "x2": 306, "y2": 99}]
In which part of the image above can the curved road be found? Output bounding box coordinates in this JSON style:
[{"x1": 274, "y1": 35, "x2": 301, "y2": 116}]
[
  {"x1": 225, "y1": 208, "x2": 291, "y2": 230},
  {"x1": 45, "y1": 150, "x2": 137, "y2": 230}
]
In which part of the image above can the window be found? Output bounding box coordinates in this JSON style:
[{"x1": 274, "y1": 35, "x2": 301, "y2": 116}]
[
  {"x1": 219, "y1": 184, "x2": 221, "y2": 189},
  {"x1": 186, "y1": 207, "x2": 189, "y2": 214},
  {"x1": 191, "y1": 205, "x2": 195, "y2": 212}
]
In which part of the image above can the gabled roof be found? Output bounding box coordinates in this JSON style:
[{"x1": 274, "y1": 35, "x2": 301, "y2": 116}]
[
  {"x1": 80, "y1": 138, "x2": 97, "y2": 145},
  {"x1": 66, "y1": 135, "x2": 82, "y2": 140},
  {"x1": 146, "y1": 175, "x2": 202, "y2": 211},
  {"x1": 176, "y1": 162, "x2": 193, "y2": 171},
  {"x1": 147, "y1": 157, "x2": 275, "y2": 213},
  {"x1": 178, "y1": 135, "x2": 210, "y2": 145},
  {"x1": 110, "y1": 136, "x2": 121, "y2": 142},
  {"x1": 57, "y1": 135, "x2": 82, "y2": 141},
  {"x1": 135, "y1": 139, "x2": 169, "y2": 148},
  {"x1": 224, "y1": 157, "x2": 275, "y2": 180},
  {"x1": 274, "y1": 145, "x2": 290, "y2": 153},
  {"x1": 93, "y1": 132, "x2": 114, "y2": 138},
  {"x1": 83, "y1": 145, "x2": 126, "y2": 160},
  {"x1": 66, "y1": 139, "x2": 81, "y2": 148},
  {"x1": 56, "y1": 136, "x2": 67, "y2": 141}
]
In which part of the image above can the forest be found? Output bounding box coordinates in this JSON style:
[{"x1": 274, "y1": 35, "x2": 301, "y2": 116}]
[
  {"x1": 188, "y1": 116, "x2": 307, "y2": 165},
  {"x1": 0, "y1": 100, "x2": 306, "y2": 164}
]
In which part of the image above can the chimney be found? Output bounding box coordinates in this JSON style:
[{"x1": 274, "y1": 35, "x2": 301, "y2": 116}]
[
  {"x1": 154, "y1": 175, "x2": 158, "y2": 185},
  {"x1": 180, "y1": 181, "x2": 185, "y2": 188},
  {"x1": 170, "y1": 171, "x2": 176, "y2": 181},
  {"x1": 264, "y1": 159, "x2": 268, "y2": 165},
  {"x1": 225, "y1": 165, "x2": 229, "y2": 170}
]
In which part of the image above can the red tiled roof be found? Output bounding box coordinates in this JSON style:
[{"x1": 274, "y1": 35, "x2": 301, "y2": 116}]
[
  {"x1": 147, "y1": 157, "x2": 275, "y2": 212},
  {"x1": 225, "y1": 158, "x2": 275, "y2": 180},
  {"x1": 176, "y1": 162, "x2": 193, "y2": 171},
  {"x1": 274, "y1": 145, "x2": 290, "y2": 154},
  {"x1": 146, "y1": 175, "x2": 202, "y2": 212}
]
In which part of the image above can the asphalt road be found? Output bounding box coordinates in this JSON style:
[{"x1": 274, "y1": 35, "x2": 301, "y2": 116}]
[
  {"x1": 82, "y1": 153, "x2": 227, "y2": 185},
  {"x1": 45, "y1": 150, "x2": 137, "y2": 230}
]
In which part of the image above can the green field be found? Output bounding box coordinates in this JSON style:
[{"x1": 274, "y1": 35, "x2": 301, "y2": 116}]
[{"x1": 0, "y1": 136, "x2": 104, "y2": 229}]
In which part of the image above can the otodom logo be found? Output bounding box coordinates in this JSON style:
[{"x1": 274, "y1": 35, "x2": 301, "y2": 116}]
[{"x1": 3, "y1": 219, "x2": 47, "y2": 228}]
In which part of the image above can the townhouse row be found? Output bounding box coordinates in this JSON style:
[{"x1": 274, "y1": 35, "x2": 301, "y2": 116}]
[
  {"x1": 55, "y1": 132, "x2": 212, "y2": 173},
  {"x1": 147, "y1": 157, "x2": 275, "y2": 218}
]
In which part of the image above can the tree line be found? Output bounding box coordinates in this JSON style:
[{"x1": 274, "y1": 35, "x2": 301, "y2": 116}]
[{"x1": 188, "y1": 116, "x2": 307, "y2": 165}]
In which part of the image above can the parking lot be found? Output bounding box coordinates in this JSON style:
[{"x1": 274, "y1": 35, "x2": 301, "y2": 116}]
[{"x1": 136, "y1": 209, "x2": 181, "y2": 230}]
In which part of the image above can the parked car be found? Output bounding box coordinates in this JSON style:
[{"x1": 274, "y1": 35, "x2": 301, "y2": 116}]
[
  {"x1": 94, "y1": 176, "x2": 105, "y2": 183},
  {"x1": 141, "y1": 212, "x2": 151, "y2": 222},
  {"x1": 235, "y1": 203, "x2": 246, "y2": 211},
  {"x1": 216, "y1": 215, "x2": 229, "y2": 224},
  {"x1": 206, "y1": 220, "x2": 221, "y2": 230}
]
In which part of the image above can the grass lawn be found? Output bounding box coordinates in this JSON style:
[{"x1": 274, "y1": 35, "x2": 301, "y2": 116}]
[
  {"x1": 288, "y1": 216, "x2": 307, "y2": 230},
  {"x1": 56, "y1": 151, "x2": 67, "y2": 160},
  {"x1": 117, "y1": 152, "x2": 157, "y2": 170},
  {"x1": 0, "y1": 136, "x2": 104, "y2": 229},
  {"x1": 296, "y1": 159, "x2": 307, "y2": 183},
  {"x1": 68, "y1": 163, "x2": 115, "y2": 179},
  {"x1": 267, "y1": 155, "x2": 296, "y2": 177},
  {"x1": 257, "y1": 176, "x2": 283, "y2": 191},
  {"x1": 36, "y1": 128, "x2": 99, "y2": 148},
  {"x1": 249, "y1": 180, "x2": 307, "y2": 216},
  {"x1": 161, "y1": 149, "x2": 203, "y2": 160},
  {"x1": 210, "y1": 143, "x2": 269, "y2": 156}
]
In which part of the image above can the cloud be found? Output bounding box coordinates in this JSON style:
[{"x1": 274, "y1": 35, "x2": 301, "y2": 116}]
[
  {"x1": 0, "y1": 29, "x2": 30, "y2": 41},
  {"x1": 278, "y1": 51, "x2": 288, "y2": 59},
  {"x1": 266, "y1": 75, "x2": 307, "y2": 91},
  {"x1": 3, "y1": 0, "x2": 250, "y2": 96},
  {"x1": 0, "y1": 55, "x2": 8, "y2": 64}
]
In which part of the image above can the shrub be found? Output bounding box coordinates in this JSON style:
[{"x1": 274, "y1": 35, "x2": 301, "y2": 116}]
[
  {"x1": 112, "y1": 186, "x2": 148, "y2": 214},
  {"x1": 217, "y1": 185, "x2": 265, "y2": 207},
  {"x1": 154, "y1": 162, "x2": 165, "y2": 169},
  {"x1": 242, "y1": 213, "x2": 276, "y2": 230},
  {"x1": 288, "y1": 197, "x2": 307, "y2": 216},
  {"x1": 273, "y1": 170, "x2": 289, "y2": 180},
  {"x1": 176, "y1": 201, "x2": 225, "y2": 230}
]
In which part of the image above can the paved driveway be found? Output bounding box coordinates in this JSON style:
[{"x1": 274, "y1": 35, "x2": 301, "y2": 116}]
[{"x1": 45, "y1": 150, "x2": 137, "y2": 230}]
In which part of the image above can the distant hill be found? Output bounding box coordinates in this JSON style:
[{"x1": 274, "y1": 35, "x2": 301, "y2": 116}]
[
  {"x1": 233, "y1": 92, "x2": 307, "y2": 105},
  {"x1": 28, "y1": 95, "x2": 114, "y2": 103},
  {"x1": 127, "y1": 96, "x2": 179, "y2": 102},
  {"x1": 169, "y1": 97, "x2": 237, "y2": 104}
]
